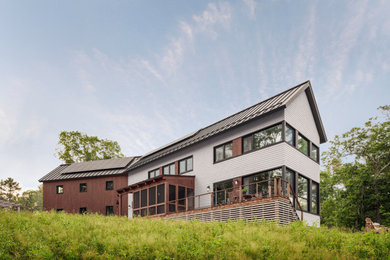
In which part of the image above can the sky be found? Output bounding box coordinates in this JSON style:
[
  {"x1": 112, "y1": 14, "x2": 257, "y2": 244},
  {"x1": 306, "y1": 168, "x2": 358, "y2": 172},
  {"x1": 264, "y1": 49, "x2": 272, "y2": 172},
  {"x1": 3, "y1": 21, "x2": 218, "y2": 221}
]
[{"x1": 0, "y1": 0, "x2": 389, "y2": 190}]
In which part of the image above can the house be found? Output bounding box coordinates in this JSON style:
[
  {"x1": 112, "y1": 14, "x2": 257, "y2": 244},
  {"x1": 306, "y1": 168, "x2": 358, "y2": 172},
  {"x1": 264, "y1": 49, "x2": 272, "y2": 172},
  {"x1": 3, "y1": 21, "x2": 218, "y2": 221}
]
[{"x1": 40, "y1": 81, "x2": 326, "y2": 225}]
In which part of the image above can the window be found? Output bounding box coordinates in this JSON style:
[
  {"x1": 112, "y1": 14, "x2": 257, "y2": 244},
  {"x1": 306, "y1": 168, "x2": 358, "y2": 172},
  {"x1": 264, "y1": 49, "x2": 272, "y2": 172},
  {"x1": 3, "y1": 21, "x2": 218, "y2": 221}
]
[
  {"x1": 213, "y1": 179, "x2": 233, "y2": 205},
  {"x1": 214, "y1": 142, "x2": 233, "y2": 162},
  {"x1": 298, "y1": 175, "x2": 308, "y2": 211},
  {"x1": 157, "y1": 184, "x2": 165, "y2": 204},
  {"x1": 149, "y1": 186, "x2": 156, "y2": 205},
  {"x1": 163, "y1": 163, "x2": 175, "y2": 175},
  {"x1": 79, "y1": 207, "x2": 87, "y2": 214},
  {"x1": 311, "y1": 182, "x2": 319, "y2": 214},
  {"x1": 285, "y1": 168, "x2": 295, "y2": 189},
  {"x1": 298, "y1": 134, "x2": 309, "y2": 156},
  {"x1": 311, "y1": 144, "x2": 319, "y2": 162},
  {"x1": 148, "y1": 169, "x2": 160, "y2": 179},
  {"x1": 286, "y1": 124, "x2": 296, "y2": 146},
  {"x1": 243, "y1": 168, "x2": 282, "y2": 196},
  {"x1": 243, "y1": 124, "x2": 282, "y2": 153},
  {"x1": 134, "y1": 191, "x2": 140, "y2": 209},
  {"x1": 56, "y1": 185, "x2": 63, "y2": 194},
  {"x1": 79, "y1": 183, "x2": 87, "y2": 192},
  {"x1": 106, "y1": 181, "x2": 114, "y2": 190},
  {"x1": 106, "y1": 206, "x2": 114, "y2": 216},
  {"x1": 56, "y1": 209, "x2": 63, "y2": 212},
  {"x1": 141, "y1": 189, "x2": 147, "y2": 207},
  {"x1": 179, "y1": 157, "x2": 193, "y2": 174},
  {"x1": 169, "y1": 185, "x2": 176, "y2": 212}
]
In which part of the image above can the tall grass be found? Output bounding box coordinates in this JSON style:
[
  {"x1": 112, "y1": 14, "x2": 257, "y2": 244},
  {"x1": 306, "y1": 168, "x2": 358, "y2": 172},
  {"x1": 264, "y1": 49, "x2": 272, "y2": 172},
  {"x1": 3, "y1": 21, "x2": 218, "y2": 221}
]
[{"x1": 1, "y1": 211, "x2": 389, "y2": 259}]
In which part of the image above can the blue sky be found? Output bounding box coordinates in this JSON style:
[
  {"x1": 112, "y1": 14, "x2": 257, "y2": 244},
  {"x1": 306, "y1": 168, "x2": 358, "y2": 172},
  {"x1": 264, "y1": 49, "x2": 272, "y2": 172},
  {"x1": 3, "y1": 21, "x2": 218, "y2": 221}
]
[{"x1": 0, "y1": 1, "x2": 389, "y2": 190}]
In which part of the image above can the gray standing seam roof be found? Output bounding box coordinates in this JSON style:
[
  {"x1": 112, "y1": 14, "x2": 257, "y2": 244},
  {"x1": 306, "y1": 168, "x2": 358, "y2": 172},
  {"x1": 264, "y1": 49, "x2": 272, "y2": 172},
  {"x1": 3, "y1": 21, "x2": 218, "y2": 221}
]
[
  {"x1": 127, "y1": 81, "x2": 325, "y2": 171},
  {"x1": 39, "y1": 157, "x2": 140, "y2": 182}
]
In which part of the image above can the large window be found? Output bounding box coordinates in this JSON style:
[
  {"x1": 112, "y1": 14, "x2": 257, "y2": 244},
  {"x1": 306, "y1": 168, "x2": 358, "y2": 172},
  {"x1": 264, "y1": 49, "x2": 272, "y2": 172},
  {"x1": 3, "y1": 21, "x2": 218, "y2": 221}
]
[
  {"x1": 106, "y1": 206, "x2": 114, "y2": 216},
  {"x1": 298, "y1": 134, "x2": 309, "y2": 156},
  {"x1": 298, "y1": 175, "x2": 308, "y2": 211},
  {"x1": 243, "y1": 124, "x2": 282, "y2": 153},
  {"x1": 285, "y1": 168, "x2": 295, "y2": 189},
  {"x1": 106, "y1": 181, "x2": 114, "y2": 190},
  {"x1": 214, "y1": 142, "x2": 233, "y2": 162},
  {"x1": 311, "y1": 182, "x2": 319, "y2": 214},
  {"x1": 243, "y1": 168, "x2": 282, "y2": 196},
  {"x1": 179, "y1": 157, "x2": 193, "y2": 174},
  {"x1": 163, "y1": 163, "x2": 175, "y2": 175},
  {"x1": 79, "y1": 183, "x2": 87, "y2": 193},
  {"x1": 213, "y1": 179, "x2": 233, "y2": 205},
  {"x1": 311, "y1": 144, "x2": 319, "y2": 162},
  {"x1": 148, "y1": 169, "x2": 160, "y2": 179},
  {"x1": 286, "y1": 124, "x2": 296, "y2": 146},
  {"x1": 56, "y1": 185, "x2": 63, "y2": 194},
  {"x1": 79, "y1": 207, "x2": 87, "y2": 214}
]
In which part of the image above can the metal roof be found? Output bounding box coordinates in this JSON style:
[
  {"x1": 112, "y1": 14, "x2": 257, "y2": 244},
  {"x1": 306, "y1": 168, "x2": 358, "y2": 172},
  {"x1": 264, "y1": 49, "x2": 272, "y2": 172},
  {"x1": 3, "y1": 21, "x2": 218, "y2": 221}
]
[
  {"x1": 39, "y1": 157, "x2": 140, "y2": 182},
  {"x1": 128, "y1": 80, "x2": 325, "y2": 171}
]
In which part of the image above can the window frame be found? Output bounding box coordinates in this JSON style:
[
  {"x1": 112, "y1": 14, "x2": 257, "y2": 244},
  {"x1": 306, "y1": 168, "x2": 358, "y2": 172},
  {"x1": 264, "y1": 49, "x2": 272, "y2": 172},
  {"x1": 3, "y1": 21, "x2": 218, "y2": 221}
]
[
  {"x1": 79, "y1": 183, "x2": 87, "y2": 193},
  {"x1": 297, "y1": 174, "x2": 309, "y2": 212},
  {"x1": 311, "y1": 181, "x2": 319, "y2": 215},
  {"x1": 241, "y1": 122, "x2": 283, "y2": 154},
  {"x1": 79, "y1": 207, "x2": 87, "y2": 214},
  {"x1": 214, "y1": 142, "x2": 233, "y2": 163},
  {"x1": 311, "y1": 143, "x2": 319, "y2": 163},
  {"x1": 148, "y1": 168, "x2": 160, "y2": 179},
  {"x1": 105, "y1": 205, "x2": 114, "y2": 216},
  {"x1": 106, "y1": 181, "x2": 114, "y2": 190},
  {"x1": 179, "y1": 156, "x2": 193, "y2": 174},
  {"x1": 56, "y1": 185, "x2": 63, "y2": 194},
  {"x1": 297, "y1": 134, "x2": 310, "y2": 156},
  {"x1": 285, "y1": 123, "x2": 296, "y2": 147},
  {"x1": 163, "y1": 163, "x2": 175, "y2": 175}
]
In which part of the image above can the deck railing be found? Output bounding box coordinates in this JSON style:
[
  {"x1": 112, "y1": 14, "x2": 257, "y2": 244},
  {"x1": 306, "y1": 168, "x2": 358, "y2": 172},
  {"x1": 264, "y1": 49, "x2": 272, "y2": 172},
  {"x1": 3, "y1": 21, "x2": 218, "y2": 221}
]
[{"x1": 166, "y1": 178, "x2": 303, "y2": 220}]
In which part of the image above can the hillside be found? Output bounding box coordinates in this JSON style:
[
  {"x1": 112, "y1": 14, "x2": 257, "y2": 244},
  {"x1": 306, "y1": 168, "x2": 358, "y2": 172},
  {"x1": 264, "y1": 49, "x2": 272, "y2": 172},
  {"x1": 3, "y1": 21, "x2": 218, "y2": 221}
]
[{"x1": 1, "y1": 211, "x2": 389, "y2": 259}]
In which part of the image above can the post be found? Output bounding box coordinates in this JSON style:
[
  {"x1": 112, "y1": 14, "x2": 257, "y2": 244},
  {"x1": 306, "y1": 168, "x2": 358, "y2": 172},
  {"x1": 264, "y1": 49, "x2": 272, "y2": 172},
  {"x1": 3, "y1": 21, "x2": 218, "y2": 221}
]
[
  {"x1": 119, "y1": 194, "x2": 122, "y2": 216},
  {"x1": 278, "y1": 178, "x2": 281, "y2": 196},
  {"x1": 273, "y1": 178, "x2": 277, "y2": 197},
  {"x1": 287, "y1": 184, "x2": 290, "y2": 199}
]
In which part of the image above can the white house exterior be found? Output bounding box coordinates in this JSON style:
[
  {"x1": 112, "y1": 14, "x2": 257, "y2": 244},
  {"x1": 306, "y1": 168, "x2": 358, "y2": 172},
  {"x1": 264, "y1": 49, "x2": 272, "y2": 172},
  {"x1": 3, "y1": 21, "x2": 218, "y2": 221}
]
[{"x1": 121, "y1": 81, "x2": 326, "y2": 226}]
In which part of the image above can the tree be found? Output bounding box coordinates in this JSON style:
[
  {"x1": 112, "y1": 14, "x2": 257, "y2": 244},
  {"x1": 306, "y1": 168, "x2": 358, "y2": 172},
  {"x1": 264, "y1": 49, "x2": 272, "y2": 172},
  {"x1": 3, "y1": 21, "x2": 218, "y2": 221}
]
[
  {"x1": 55, "y1": 131, "x2": 125, "y2": 163},
  {"x1": 0, "y1": 177, "x2": 21, "y2": 202},
  {"x1": 18, "y1": 185, "x2": 43, "y2": 211},
  {"x1": 322, "y1": 105, "x2": 390, "y2": 228}
]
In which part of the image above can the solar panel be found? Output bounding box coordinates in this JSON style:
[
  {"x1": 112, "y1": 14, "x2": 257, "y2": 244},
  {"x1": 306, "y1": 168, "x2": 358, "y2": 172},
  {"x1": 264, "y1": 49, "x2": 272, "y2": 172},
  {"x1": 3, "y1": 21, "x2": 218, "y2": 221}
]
[{"x1": 61, "y1": 157, "x2": 134, "y2": 174}]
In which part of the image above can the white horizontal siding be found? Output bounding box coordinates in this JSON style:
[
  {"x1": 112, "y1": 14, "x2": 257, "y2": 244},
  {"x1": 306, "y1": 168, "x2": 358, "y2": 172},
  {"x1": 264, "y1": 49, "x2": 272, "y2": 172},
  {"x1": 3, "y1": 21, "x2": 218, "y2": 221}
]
[
  {"x1": 297, "y1": 211, "x2": 320, "y2": 227},
  {"x1": 285, "y1": 91, "x2": 320, "y2": 146}
]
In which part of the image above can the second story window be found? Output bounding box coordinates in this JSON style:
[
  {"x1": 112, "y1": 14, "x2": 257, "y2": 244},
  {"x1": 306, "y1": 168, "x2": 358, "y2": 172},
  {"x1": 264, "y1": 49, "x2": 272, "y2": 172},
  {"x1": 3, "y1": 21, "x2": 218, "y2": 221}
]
[
  {"x1": 106, "y1": 181, "x2": 114, "y2": 190},
  {"x1": 80, "y1": 183, "x2": 87, "y2": 192},
  {"x1": 243, "y1": 124, "x2": 282, "y2": 153},
  {"x1": 285, "y1": 124, "x2": 296, "y2": 146},
  {"x1": 311, "y1": 144, "x2": 319, "y2": 162},
  {"x1": 56, "y1": 185, "x2": 63, "y2": 194},
  {"x1": 215, "y1": 142, "x2": 233, "y2": 162},
  {"x1": 298, "y1": 134, "x2": 309, "y2": 156},
  {"x1": 179, "y1": 157, "x2": 193, "y2": 174},
  {"x1": 148, "y1": 169, "x2": 160, "y2": 179},
  {"x1": 163, "y1": 163, "x2": 175, "y2": 175}
]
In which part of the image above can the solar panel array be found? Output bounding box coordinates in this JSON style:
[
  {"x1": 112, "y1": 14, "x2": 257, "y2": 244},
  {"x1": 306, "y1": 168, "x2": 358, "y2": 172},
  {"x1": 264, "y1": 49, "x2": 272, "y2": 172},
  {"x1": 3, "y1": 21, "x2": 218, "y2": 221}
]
[{"x1": 61, "y1": 157, "x2": 134, "y2": 174}]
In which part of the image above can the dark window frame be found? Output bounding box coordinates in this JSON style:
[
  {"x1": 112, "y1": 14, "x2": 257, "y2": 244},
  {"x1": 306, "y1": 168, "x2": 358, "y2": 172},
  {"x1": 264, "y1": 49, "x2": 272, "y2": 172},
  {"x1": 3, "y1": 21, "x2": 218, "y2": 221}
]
[
  {"x1": 105, "y1": 206, "x2": 114, "y2": 216},
  {"x1": 241, "y1": 122, "x2": 283, "y2": 154},
  {"x1": 56, "y1": 185, "x2": 63, "y2": 194},
  {"x1": 56, "y1": 208, "x2": 63, "y2": 212},
  {"x1": 179, "y1": 156, "x2": 193, "y2": 174},
  {"x1": 297, "y1": 174, "x2": 309, "y2": 212},
  {"x1": 106, "y1": 181, "x2": 114, "y2": 190},
  {"x1": 79, "y1": 207, "x2": 87, "y2": 214},
  {"x1": 311, "y1": 143, "x2": 319, "y2": 163},
  {"x1": 148, "y1": 168, "x2": 160, "y2": 179},
  {"x1": 163, "y1": 163, "x2": 175, "y2": 175},
  {"x1": 311, "y1": 181, "x2": 319, "y2": 215},
  {"x1": 214, "y1": 142, "x2": 233, "y2": 163},
  {"x1": 79, "y1": 183, "x2": 87, "y2": 193},
  {"x1": 297, "y1": 133, "x2": 310, "y2": 156},
  {"x1": 285, "y1": 123, "x2": 296, "y2": 147}
]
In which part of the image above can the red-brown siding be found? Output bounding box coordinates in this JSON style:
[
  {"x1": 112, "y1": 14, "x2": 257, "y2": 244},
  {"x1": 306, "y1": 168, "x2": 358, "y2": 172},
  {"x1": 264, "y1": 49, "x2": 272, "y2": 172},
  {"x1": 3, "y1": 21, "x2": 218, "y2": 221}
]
[
  {"x1": 232, "y1": 137, "x2": 242, "y2": 157},
  {"x1": 43, "y1": 175, "x2": 128, "y2": 216}
]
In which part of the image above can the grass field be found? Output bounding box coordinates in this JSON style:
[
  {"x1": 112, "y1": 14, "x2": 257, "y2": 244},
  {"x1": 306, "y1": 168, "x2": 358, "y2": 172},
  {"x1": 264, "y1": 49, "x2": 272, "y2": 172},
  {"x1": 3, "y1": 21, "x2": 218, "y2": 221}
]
[{"x1": 1, "y1": 211, "x2": 389, "y2": 259}]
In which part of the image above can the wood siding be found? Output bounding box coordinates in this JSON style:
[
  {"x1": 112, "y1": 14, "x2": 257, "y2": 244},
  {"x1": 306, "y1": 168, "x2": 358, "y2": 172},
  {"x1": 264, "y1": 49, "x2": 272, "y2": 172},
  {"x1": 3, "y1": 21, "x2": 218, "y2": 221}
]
[{"x1": 43, "y1": 175, "x2": 128, "y2": 216}]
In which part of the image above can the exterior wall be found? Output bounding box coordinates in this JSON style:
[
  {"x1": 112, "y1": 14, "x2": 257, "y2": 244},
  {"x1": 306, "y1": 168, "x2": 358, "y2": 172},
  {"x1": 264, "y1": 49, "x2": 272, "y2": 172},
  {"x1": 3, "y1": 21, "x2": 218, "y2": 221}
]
[
  {"x1": 43, "y1": 175, "x2": 128, "y2": 216},
  {"x1": 285, "y1": 90, "x2": 320, "y2": 145},
  {"x1": 298, "y1": 211, "x2": 320, "y2": 227}
]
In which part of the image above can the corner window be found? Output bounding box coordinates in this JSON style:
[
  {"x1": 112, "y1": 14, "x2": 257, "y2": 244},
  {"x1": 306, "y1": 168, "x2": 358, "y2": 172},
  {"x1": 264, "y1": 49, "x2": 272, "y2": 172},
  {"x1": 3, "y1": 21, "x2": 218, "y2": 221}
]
[
  {"x1": 298, "y1": 134, "x2": 309, "y2": 156},
  {"x1": 242, "y1": 124, "x2": 282, "y2": 153},
  {"x1": 56, "y1": 185, "x2": 63, "y2": 194},
  {"x1": 179, "y1": 157, "x2": 193, "y2": 174},
  {"x1": 79, "y1": 183, "x2": 87, "y2": 192},
  {"x1": 79, "y1": 207, "x2": 87, "y2": 214},
  {"x1": 148, "y1": 169, "x2": 160, "y2": 179},
  {"x1": 311, "y1": 182, "x2": 319, "y2": 214},
  {"x1": 105, "y1": 206, "x2": 114, "y2": 216},
  {"x1": 311, "y1": 144, "x2": 319, "y2": 162},
  {"x1": 286, "y1": 124, "x2": 296, "y2": 146},
  {"x1": 297, "y1": 175, "x2": 308, "y2": 211},
  {"x1": 214, "y1": 142, "x2": 233, "y2": 162},
  {"x1": 163, "y1": 163, "x2": 175, "y2": 175},
  {"x1": 106, "y1": 181, "x2": 114, "y2": 190}
]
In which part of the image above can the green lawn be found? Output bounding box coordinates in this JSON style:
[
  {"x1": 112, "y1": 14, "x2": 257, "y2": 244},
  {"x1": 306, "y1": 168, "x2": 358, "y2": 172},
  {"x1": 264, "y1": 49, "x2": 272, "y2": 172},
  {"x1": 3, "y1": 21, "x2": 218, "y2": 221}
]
[{"x1": 1, "y1": 211, "x2": 389, "y2": 259}]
